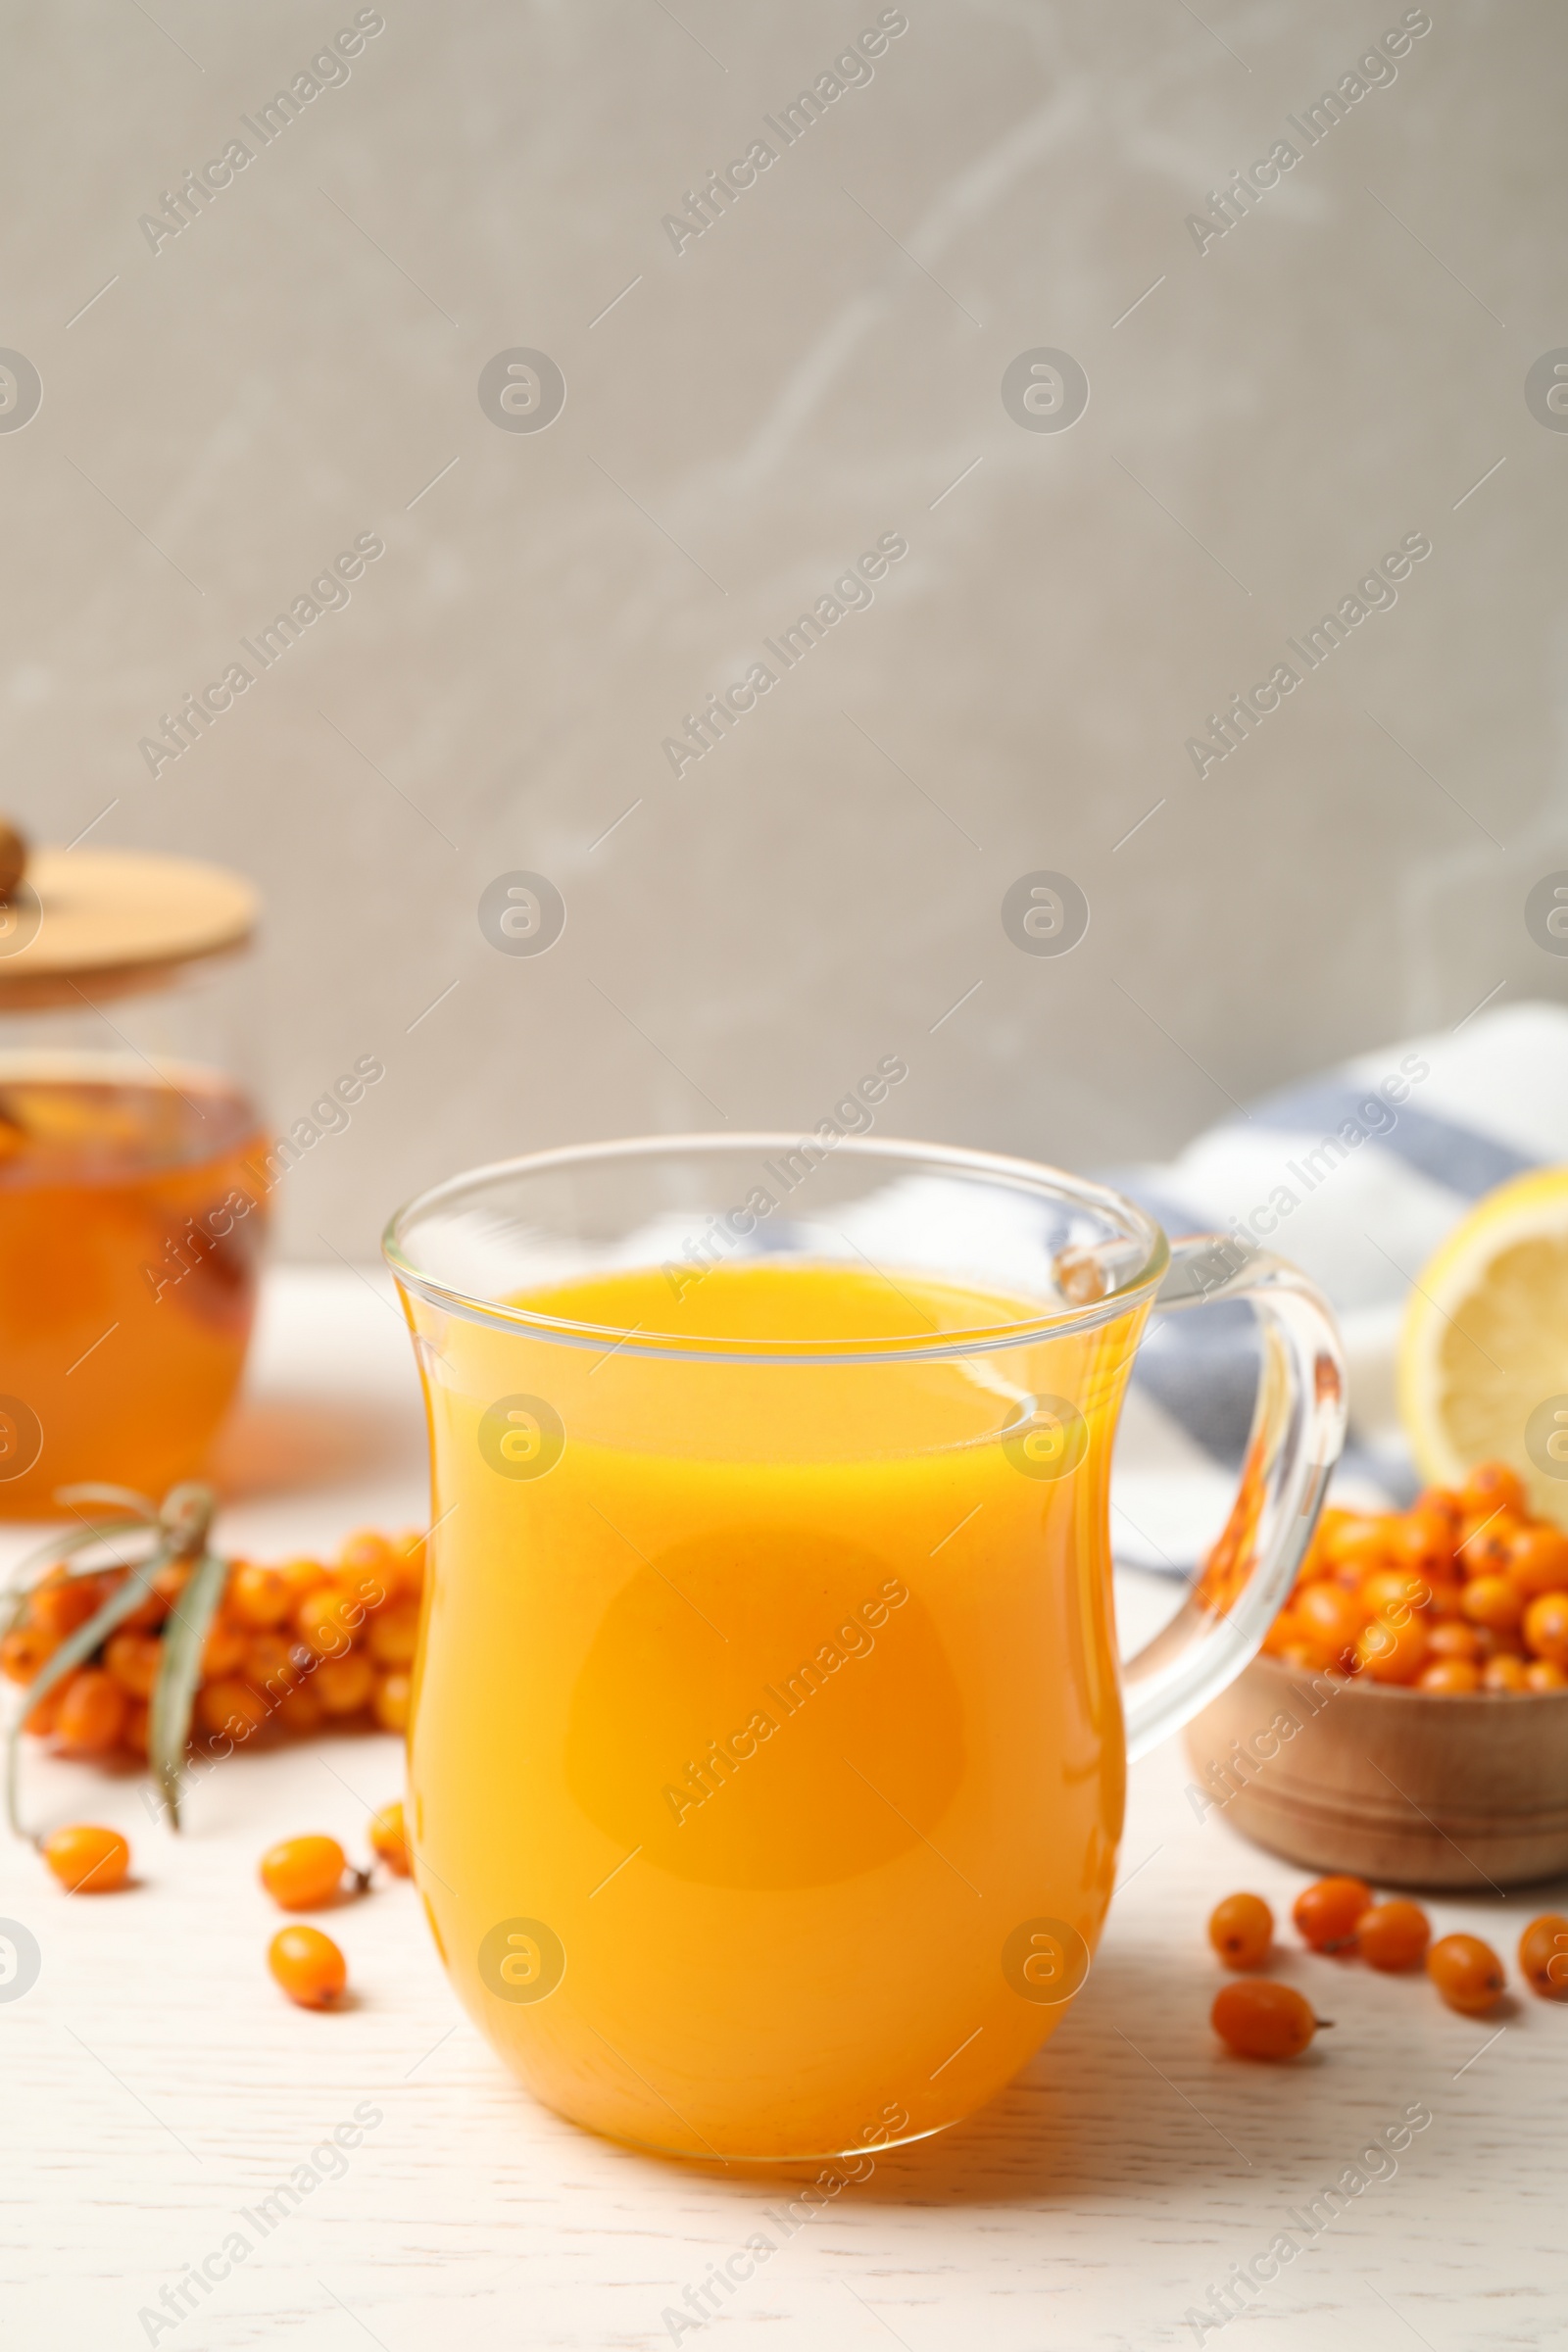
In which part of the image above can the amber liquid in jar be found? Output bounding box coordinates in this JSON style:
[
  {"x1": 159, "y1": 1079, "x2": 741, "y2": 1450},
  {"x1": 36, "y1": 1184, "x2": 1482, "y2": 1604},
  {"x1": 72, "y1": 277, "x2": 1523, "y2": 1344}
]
[{"x1": 0, "y1": 1057, "x2": 270, "y2": 1514}]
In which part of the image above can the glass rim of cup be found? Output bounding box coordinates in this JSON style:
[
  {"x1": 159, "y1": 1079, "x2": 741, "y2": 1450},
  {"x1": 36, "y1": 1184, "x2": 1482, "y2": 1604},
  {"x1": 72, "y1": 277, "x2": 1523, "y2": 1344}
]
[{"x1": 382, "y1": 1131, "x2": 1170, "y2": 1366}]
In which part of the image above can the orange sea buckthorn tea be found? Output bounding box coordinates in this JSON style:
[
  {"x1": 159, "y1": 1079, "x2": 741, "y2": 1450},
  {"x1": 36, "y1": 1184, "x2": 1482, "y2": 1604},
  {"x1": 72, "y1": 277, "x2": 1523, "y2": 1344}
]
[
  {"x1": 387, "y1": 1137, "x2": 1345, "y2": 2160},
  {"x1": 0, "y1": 1063, "x2": 268, "y2": 1510},
  {"x1": 0, "y1": 840, "x2": 267, "y2": 1514}
]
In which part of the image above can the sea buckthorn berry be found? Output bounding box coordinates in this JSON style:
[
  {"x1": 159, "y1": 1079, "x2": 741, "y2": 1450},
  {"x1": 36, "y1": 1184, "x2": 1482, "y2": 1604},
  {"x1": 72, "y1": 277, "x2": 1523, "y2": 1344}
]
[
  {"x1": 1415, "y1": 1486, "x2": 1464, "y2": 1527},
  {"x1": 372, "y1": 1669, "x2": 411, "y2": 1734},
  {"x1": 1208, "y1": 1891, "x2": 1273, "y2": 1969},
  {"x1": 228, "y1": 1562, "x2": 293, "y2": 1628},
  {"x1": 367, "y1": 1599, "x2": 419, "y2": 1669},
  {"x1": 315, "y1": 1653, "x2": 374, "y2": 1716},
  {"x1": 1422, "y1": 1580, "x2": 1465, "y2": 1621},
  {"x1": 1360, "y1": 1568, "x2": 1431, "y2": 1622},
  {"x1": 1356, "y1": 1899, "x2": 1431, "y2": 1971},
  {"x1": 339, "y1": 1529, "x2": 397, "y2": 1580},
  {"x1": 1354, "y1": 1614, "x2": 1429, "y2": 1685},
  {"x1": 278, "y1": 1555, "x2": 327, "y2": 1599},
  {"x1": 1483, "y1": 1653, "x2": 1530, "y2": 1692},
  {"x1": 196, "y1": 1678, "x2": 270, "y2": 1740},
  {"x1": 55, "y1": 1667, "x2": 127, "y2": 1754},
  {"x1": 295, "y1": 1587, "x2": 363, "y2": 1659},
  {"x1": 1460, "y1": 1574, "x2": 1524, "y2": 1635},
  {"x1": 269, "y1": 1924, "x2": 347, "y2": 2009},
  {"x1": 122, "y1": 1701, "x2": 149, "y2": 1756},
  {"x1": 1507, "y1": 1526, "x2": 1568, "y2": 1598},
  {"x1": 24, "y1": 1681, "x2": 64, "y2": 1737},
  {"x1": 1418, "y1": 1657, "x2": 1481, "y2": 1693},
  {"x1": 28, "y1": 1571, "x2": 102, "y2": 1641},
  {"x1": 277, "y1": 1685, "x2": 324, "y2": 1737},
  {"x1": 1518, "y1": 1914, "x2": 1568, "y2": 1998},
  {"x1": 369, "y1": 1800, "x2": 411, "y2": 1876},
  {"x1": 42, "y1": 1823, "x2": 130, "y2": 1893},
  {"x1": 1525, "y1": 1659, "x2": 1568, "y2": 1690},
  {"x1": 1211, "y1": 1980, "x2": 1324, "y2": 2060},
  {"x1": 260, "y1": 1835, "x2": 351, "y2": 1911},
  {"x1": 1, "y1": 1624, "x2": 56, "y2": 1683},
  {"x1": 1427, "y1": 1932, "x2": 1505, "y2": 2014},
  {"x1": 243, "y1": 1633, "x2": 305, "y2": 1700},
  {"x1": 1293, "y1": 1875, "x2": 1373, "y2": 1952},
  {"x1": 1428, "y1": 1620, "x2": 1481, "y2": 1661},
  {"x1": 1295, "y1": 1584, "x2": 1365, "y2": 1659},
  {"x1": 1456, "y1": 1518, "x2": 1522, "y2": 1576},
  {"x1": 105, "y1": 1629, "x2": 163, "y2": 1699},
  {"x1": 1523, "y1": 1591, "x2": 1568, "y2": 1667},
  {"x1": 201, "y1": 1617, "x2": 248, "y2": 1678},
  {"x1": 1324, "y1": 1516, "x2": 1393, "y2": 1569},
  {"x1": 1459, "y1": 1461, "x2": 1528, "y2": 1519},
  {"x1": 1386, "y1": 1510, "x2": 1454, "y2": 1575}
]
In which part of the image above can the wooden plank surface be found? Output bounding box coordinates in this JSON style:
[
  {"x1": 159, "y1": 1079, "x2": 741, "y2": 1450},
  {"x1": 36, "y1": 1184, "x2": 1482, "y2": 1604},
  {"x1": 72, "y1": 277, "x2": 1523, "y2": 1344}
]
[{"x1": 2, "y1": 1270, "x2": 1559, "y2": 2351}]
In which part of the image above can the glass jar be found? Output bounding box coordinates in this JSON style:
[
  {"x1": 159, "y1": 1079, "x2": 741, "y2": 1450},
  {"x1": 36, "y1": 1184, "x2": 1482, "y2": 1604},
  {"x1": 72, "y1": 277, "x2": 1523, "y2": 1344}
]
[{"x1": 0, "y1": 834, "x2": 268, "y2": 1516}]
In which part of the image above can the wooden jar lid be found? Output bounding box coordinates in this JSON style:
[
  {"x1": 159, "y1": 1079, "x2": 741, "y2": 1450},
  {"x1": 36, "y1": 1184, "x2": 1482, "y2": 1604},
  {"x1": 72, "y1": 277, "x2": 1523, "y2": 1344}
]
[{"x1": 0, "y1": 837, "x2": 258, "y2": 1011}]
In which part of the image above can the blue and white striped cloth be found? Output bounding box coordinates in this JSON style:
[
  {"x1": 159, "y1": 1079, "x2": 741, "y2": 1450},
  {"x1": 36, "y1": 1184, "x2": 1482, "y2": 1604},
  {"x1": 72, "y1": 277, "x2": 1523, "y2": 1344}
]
[{"x1": 1107, "y1": 1000, "x2": 1568, "y2": 1577}]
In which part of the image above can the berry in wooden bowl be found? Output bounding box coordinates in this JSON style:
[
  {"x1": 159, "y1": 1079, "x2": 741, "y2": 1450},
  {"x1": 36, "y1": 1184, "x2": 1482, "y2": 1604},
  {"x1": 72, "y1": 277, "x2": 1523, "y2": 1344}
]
[{"x1": 1184, "y1": 1466, "x2": 1568, "y2": 1890}]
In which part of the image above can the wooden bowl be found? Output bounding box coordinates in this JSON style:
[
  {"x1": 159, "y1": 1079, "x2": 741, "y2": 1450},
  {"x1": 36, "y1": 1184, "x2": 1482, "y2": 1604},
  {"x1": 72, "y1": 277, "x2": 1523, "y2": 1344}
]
[{"x1": 1185, "y1": 1655, "x2": 1568, "y2": 1890}]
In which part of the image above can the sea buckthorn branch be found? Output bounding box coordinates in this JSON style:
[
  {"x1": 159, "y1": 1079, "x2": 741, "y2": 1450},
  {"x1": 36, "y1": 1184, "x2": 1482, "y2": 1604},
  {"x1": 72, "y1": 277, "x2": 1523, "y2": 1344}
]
[
  {"x1": 3, "y1": 1483, "x2": 210, "y2": 1842},
  {"x1": 3, "y1": 1511, "x2": 423, "y2": 1839}
]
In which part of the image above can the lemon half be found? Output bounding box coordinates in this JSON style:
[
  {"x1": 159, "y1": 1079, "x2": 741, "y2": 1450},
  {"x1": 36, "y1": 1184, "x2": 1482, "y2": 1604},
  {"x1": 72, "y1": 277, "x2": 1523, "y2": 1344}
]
[{"x1": 1399, "y1": 1166, "x2": 1568, "y2": 1527}]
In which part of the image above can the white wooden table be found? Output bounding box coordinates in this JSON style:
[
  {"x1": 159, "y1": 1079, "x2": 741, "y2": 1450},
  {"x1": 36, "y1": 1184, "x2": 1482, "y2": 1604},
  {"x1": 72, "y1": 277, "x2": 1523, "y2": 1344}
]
[{"x1": 3, "y1": 1270, "x2": 1561, "y2": 2351}]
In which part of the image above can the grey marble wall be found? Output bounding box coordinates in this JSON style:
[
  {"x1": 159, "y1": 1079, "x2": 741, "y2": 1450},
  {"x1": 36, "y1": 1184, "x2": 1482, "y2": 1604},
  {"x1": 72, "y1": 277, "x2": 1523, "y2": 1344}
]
[{"x1": 4, "y1": 0, "x2": 1564, "y2": 1254}]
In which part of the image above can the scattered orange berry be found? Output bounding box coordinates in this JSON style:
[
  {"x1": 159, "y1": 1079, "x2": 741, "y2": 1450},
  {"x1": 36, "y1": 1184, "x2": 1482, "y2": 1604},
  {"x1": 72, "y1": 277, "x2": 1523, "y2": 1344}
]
[
  {"x1": 41, "y1": 1823, "x2": 130, "y2": 1893},
  {"x1": 260, "y1": 1835, "x2": 352, "y2": 1911},
  {"x1": 1208, "y1": 1891, "x2": 1272, "y2": 1969},
  {"x1": 1427, "y1": 1932, "x2": 1505, "y2": 2014},
  {"x1": 269, "y1": 1924, "x2": 347, "y2": 2008},
  {"x1": 1355, "y1": 1899, "x2": 1431, "y2": 1971},
  {"x1": 1212, "y1": 1979, "x2": 1324, "y2": 2060},
  {"x1": 1518, "y1": 1915, "x2": 1568, "y2": 1999},
  {"x1": 1294, "y1": 1875, "x2": 1372, "y2": 1952},
  {"x1": 369, "y1": 1800, "x2": 411, "y2": 1876}
]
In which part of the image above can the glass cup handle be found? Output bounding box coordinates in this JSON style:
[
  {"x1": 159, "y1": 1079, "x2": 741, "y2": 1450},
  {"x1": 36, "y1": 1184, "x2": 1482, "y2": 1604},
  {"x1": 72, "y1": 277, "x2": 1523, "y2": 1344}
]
[{"x1": 1120, "y1": 1235, "x2": 1348, "y2": 1763}]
